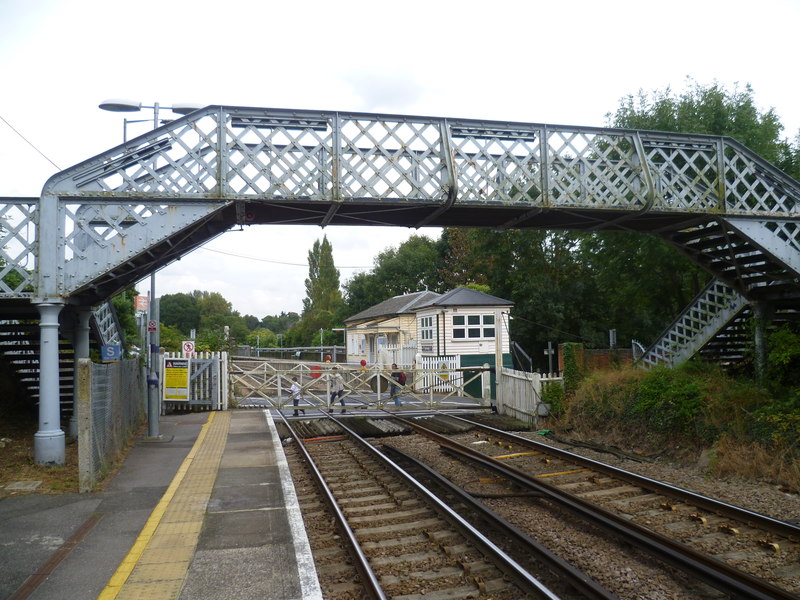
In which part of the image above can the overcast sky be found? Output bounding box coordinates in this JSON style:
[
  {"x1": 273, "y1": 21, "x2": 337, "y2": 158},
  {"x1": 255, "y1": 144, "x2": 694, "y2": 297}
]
[{"x1": 2, "y1": 0, "x2": 798, "y2": 319}]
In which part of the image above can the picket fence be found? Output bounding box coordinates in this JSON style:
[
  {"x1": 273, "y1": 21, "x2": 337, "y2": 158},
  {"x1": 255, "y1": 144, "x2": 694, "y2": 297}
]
[
  {"x1": 162, "y1": 351, "x2": 229, "y2": 411},
  {"x1": 496, "y1": 367, "x2": 562, "y2": 425}
]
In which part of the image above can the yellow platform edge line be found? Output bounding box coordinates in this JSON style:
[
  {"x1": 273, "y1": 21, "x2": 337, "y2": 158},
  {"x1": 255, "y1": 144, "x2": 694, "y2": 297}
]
[{"x1": 97, "y1": 412, "x2": 221, "y2": 600}]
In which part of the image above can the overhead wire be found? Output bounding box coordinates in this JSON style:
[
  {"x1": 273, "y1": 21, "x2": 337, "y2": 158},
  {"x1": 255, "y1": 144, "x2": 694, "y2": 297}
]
[
  {"x1": 0, "y1": 113, "x2": 61, "y2": 170},
  {"x1": 199, "y1": 245, "x2": 375, "y2": 269}
]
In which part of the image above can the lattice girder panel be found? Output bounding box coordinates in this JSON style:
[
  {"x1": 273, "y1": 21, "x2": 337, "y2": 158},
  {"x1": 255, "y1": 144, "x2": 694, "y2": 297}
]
[
  {"x1": 724, "y1": 140, "x2": 800, "y2": 215},
  {"x1": 60, "y1": 199, "x2": 223, "y2": 295},
  {"x1": 0, "y1": 200, "x2": 37, "y2": 297},
  {"x1": 448, "y1": 126, "x2": 542, "y2": 205},
  {"x1": 640, "y1": 279, "x2": 748, "y2": 368},
  {"x1": 546, "y1": 129, "x2": 650, "y2": 210},
  {"x1": 637, "y1": 135, "x2": 721, "y2": 212},
  {"x1": 224, "y1": 113, "x2": 334, "y2": 198},
  {"x1": 92, "y1": 301, "x2": 121, "y2": 346},
  {"x1": 338, "y1": 117, "x2": 449, "y2": 201},
  {"x1": 63, "y1": 116, "x2": 222, "y2": 196}
]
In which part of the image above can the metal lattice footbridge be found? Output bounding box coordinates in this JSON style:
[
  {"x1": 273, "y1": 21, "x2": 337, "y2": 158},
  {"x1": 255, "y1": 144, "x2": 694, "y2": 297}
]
[{"x1": 2, "y1": 105, "x2": 800, "y2": 463}]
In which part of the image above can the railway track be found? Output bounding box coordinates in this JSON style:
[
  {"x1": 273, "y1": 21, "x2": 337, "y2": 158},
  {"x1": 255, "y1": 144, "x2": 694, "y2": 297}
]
[
  {"x1": 392, "y1": 414, "x2": 800, "y2": 600},
  {"x1": 280, "y1": 412, "x2": 603, "y2": 599}
]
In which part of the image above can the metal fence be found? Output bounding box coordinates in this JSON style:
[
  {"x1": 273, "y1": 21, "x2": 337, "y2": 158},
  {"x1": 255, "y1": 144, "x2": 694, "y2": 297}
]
[{"x1": 76, "y1": 358, "x2": 146, "y2": 492}]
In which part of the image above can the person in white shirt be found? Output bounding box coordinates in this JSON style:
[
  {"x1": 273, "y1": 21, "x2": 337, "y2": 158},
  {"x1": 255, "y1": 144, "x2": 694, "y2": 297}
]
[{"x1": 290, "y1": 376, "x2": 305, "y2": 417}]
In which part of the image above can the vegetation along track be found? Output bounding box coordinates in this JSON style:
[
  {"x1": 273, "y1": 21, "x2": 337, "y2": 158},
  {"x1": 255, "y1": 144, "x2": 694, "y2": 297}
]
[
  {"x1": 390, "y1": 414, "x2": 799, "y2": 600},
  {"x1": 279, "y1": 412, "x2": 565, "y2": 600}
]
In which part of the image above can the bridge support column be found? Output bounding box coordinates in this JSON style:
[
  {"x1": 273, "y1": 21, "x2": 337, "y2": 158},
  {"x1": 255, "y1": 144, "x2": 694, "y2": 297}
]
[
  {"x1": 70, "y1": 308, "x2": 92, "y2": 438},
  {"x1": 752, "y1": 301, "x2": 772, "y2": 384},
  {"x1": 35, "y1": 302, "x2": 65, "y2": 465}
]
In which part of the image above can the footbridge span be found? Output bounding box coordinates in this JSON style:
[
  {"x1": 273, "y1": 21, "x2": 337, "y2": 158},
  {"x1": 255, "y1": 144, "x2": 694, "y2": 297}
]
[{"x1": 2, "y1": 105, "x2": 799, "y2": 463}]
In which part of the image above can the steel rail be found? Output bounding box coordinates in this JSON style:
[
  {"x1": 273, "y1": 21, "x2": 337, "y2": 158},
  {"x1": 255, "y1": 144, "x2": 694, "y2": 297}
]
[
  {"x1": 395, "y1": 416, "x2": 799, "y2": 600},
  {"x1": 454, "y1": 415, "x2": 800, "y2": 541},
  {"x1": 317, "y1": 410, "x2": 564, "y2": 599},
  {"x1": 382, "y1": 443, "x2": 620, "y2": 600},
  {"x1": 276, "y1": 411, "x2": 387, "y2": 600}
]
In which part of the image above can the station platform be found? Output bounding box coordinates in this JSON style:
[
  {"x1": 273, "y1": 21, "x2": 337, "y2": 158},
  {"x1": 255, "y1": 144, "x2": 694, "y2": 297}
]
[{"x1": 0, "y1": 410, "x2": 321, "y2": 600}]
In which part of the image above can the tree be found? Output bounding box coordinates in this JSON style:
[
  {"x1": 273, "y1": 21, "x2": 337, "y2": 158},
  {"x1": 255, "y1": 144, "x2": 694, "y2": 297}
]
[
  {"x1": 609, "y1": 79, "x2": 800, "y2": 179},
  {"x1": 261, "y1": 312, "x2": 300, "y2": 334},
  {"x1": 160, "y1": 293, "x2": 200, "y2": 335},
  {"x1": 246, "y1": 327, "x2": 278, "y2": 348},
  {"x1": 302, "y1": 236, "x2": 343, "y2": 318},
  {"x1": 343, "y1": 234, "x2": 444, "y2": 315},
  {"x1": 293, "y1": 236, "x2": 344, "y2": 344},
  {"x1": 242, "y1": 314, "x2": 260, "y2": 330}
]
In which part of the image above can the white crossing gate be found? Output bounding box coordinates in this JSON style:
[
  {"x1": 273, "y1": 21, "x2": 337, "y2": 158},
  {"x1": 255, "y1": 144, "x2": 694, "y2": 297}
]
[{"x1": 162, "y1": 351, "x2": 228, "y2": 411}]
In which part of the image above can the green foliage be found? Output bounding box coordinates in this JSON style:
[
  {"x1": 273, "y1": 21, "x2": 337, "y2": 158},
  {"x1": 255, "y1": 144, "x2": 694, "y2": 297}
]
[
  {"x1": 196, "y1": 327, "x2": 231, "y2": 352},
  {"x1": 242, "y1": 314, "x2": 260, "y2": 330},
  {"x1": 246, "y1": 327, "x2": 277, "y2": 348},
  {"x1": 110, "y1": 288, "x2": 140, "y2": 348},
  {"x1": 160, "y1": 293, "x2": 200, "y2": 335},
  {"x1": 632, "y1": 367, "x2": 706, "y2": 436},
  {"x1": 302, "y1": 236, "x2": 343, "y2": 317},
  {"x1": 563, "y1": 364, "x2": 788, "y2": 447},
  {"x1": 561, "y1": 343, "x2": 584, "y2": 397},
  {"x1": 540, "y1": 381, "x2": 564, "y2": 416},
  {"x1": 261, "y1": 312, "x2": 300, "y2": 335},
  {"x1": 293, "y1": 236, "x2": 344, "y2": 345},
  {"x1": 343, "y1": 234, "x2": 445, "y2": 315},
  {"x1": 766, "y1": 326, "x2": 800, "y2": 389},
  {"x1": 158, "y1": 323, "x2": 184, "y2": 353}
]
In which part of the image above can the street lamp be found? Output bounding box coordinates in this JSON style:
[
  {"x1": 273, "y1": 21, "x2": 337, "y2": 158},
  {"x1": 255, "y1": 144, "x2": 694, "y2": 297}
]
[
  {"x1": 98, "y1": 99, "x2": 203, "y2": 141},
  {"x1": 98, "y1": 99, "x2": 202, "y2": 438}
]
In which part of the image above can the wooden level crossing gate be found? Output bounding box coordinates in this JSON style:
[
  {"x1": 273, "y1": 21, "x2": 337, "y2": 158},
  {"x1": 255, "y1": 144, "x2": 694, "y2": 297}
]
[{"x1": 229, "y1": 357, "x2": 492, "y2": 410}]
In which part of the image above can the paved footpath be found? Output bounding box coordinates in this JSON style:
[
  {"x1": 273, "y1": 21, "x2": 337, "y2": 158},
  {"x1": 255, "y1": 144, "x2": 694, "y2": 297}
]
[{"x1": 0, "y1": 411, "x2": 321, "y2": 600}]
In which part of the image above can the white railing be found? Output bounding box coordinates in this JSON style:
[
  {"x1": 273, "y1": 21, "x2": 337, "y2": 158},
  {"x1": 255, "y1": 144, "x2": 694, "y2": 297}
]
[
  {"x1": 382, "y1": 342, "x2": 417, "y2": 370},
  {"x1": 496, "y1": 367, "x2": 562, "y2": 425},
  {"x1": 415, "y1": 355, "x2": 460, "y2": 392}
]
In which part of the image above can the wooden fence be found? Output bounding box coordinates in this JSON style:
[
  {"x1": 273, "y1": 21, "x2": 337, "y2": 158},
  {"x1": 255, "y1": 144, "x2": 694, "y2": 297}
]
[{"x1": 496, "y1": 367, "x2": 562, "y2": 426}]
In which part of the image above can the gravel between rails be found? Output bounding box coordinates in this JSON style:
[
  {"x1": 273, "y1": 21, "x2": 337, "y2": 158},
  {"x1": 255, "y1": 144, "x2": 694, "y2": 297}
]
[{"x1": 382, "y1": 431, "x2": 800, "y2": 600}]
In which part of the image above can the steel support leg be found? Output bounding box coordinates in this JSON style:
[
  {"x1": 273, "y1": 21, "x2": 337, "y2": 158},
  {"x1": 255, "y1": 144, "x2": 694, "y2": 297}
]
[
  {"x1": 70, "y1": 308, "x2": 92, "y2": 438},
  {"x1": 35, "y1": 302, "x2": 65, "y2": 465},
  {"x1": 752, "y1": 302, "x2": 771, "y2": 384}
]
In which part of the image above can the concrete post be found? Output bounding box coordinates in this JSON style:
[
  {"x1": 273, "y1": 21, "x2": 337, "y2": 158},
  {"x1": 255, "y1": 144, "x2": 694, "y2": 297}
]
[
  {"x1": 35, "y1": 302, "x2": 65, "y2": 465},
  {"x1": 76, "y1": 358, "x2": 94, "y2": 492}
]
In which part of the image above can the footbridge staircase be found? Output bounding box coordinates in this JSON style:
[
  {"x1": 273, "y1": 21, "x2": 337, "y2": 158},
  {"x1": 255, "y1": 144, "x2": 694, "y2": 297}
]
[{"x1": 2, "y1": 105, "x2": 799, "y2": 463}]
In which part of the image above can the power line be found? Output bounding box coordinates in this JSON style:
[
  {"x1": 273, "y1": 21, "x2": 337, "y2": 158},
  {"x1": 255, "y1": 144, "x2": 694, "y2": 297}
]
[
  {"x1": 199, "y1": 245, "x2": 375, "y2": 269},
  {"x1": 0, "y1": 114, "x2": 61, "y2": 170},
  {"x1": 510, "y1": 313, "x2": 594, "y2": 343}
]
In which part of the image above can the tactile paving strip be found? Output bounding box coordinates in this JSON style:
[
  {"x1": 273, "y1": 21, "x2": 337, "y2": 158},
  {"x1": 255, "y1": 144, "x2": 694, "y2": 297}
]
[{"x1": 98, "y1": 411, "x2": 231, "y2": 600}]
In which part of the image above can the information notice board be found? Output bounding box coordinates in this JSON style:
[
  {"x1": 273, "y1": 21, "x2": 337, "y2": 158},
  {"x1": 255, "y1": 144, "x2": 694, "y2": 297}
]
[{"x1": 163, "y1": 357, "x2": 190, "y2": 402}]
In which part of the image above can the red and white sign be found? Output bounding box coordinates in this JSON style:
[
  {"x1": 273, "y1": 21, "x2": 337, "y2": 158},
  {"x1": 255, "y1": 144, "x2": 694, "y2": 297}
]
[
  {"x1": 147, "y1": 320, "x2": 157, "y2": 332},
  {"x1": 182, "y1": 340, "x2": 195, "y2": 357},
  {"x1": 134, "y1": 296, "x2": 149, "y2": 312}
]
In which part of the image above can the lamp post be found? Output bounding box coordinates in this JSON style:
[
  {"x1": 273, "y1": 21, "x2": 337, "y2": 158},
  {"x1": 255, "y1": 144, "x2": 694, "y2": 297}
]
[{"x1": 98, "y1": 99, "x2": 201, "y2": 438}]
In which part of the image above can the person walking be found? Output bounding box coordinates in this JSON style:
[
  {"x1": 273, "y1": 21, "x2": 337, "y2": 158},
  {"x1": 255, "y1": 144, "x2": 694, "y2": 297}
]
[
  {"x1": 329, "y1": 367, "x2": 346, "y2": 413},
  {"x1": 290, "y1": 376, "x2": 305, "y2": 416},
  {"x1": 389, "y1": 363, "x2": 405, "y2": 407}
]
